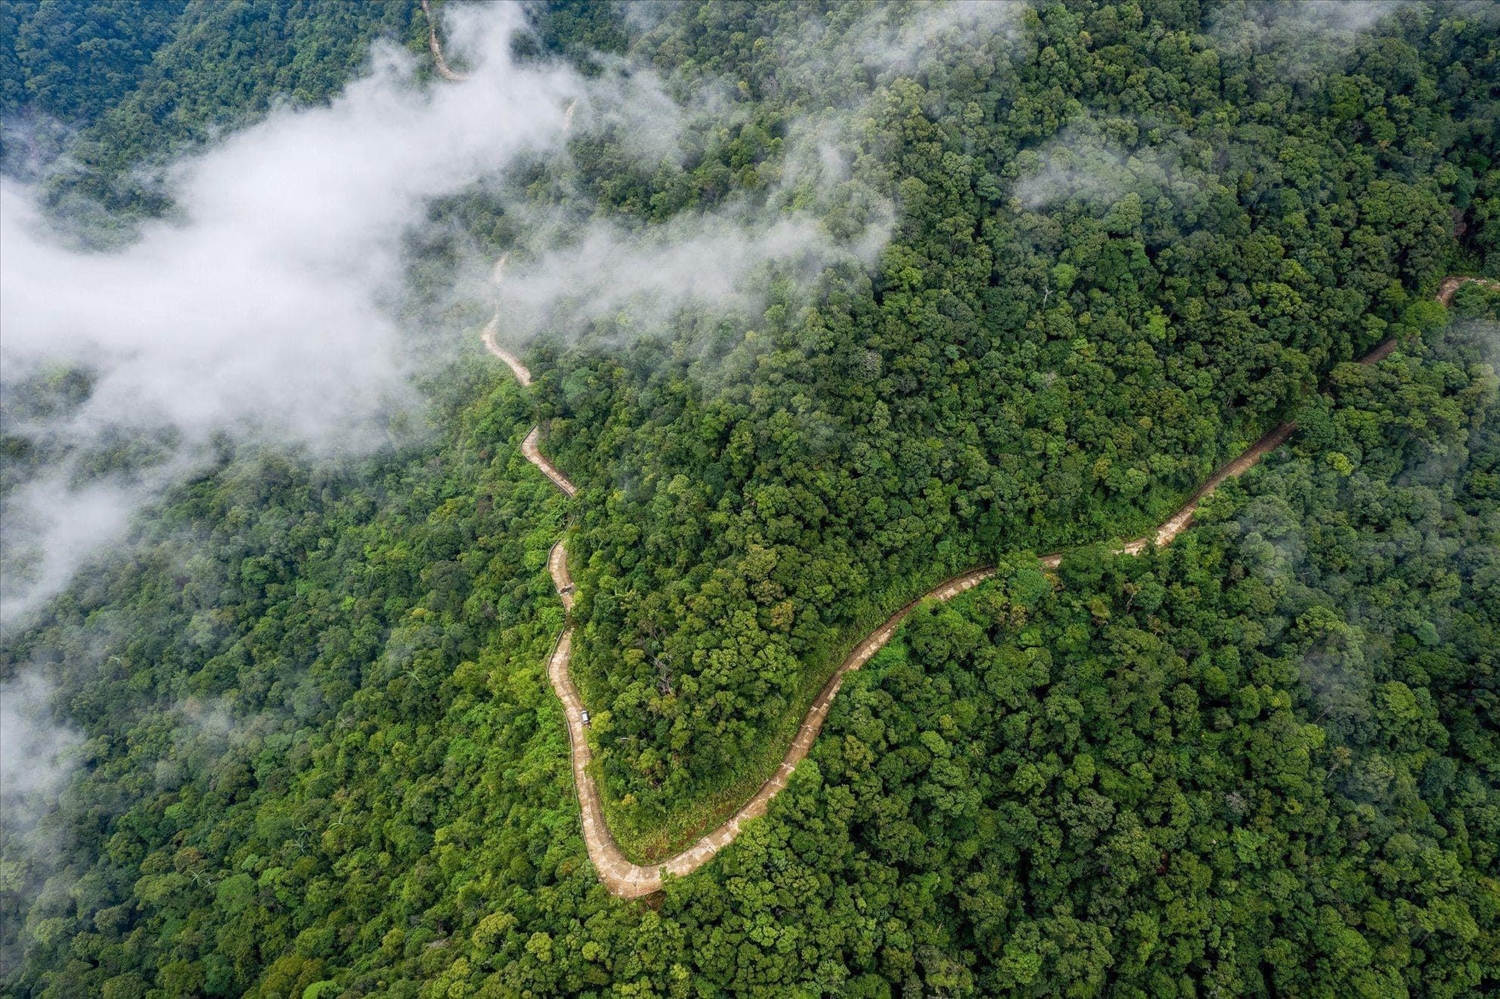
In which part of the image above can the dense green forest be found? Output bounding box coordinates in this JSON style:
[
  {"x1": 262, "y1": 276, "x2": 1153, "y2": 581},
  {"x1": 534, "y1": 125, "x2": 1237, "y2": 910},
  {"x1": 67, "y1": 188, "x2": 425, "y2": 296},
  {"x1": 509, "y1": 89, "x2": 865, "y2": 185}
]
[
  {"x1": 536, "y1": 0, "x2": 1500, "y2": 857},
  {"x1": 1, "y1": 0, "x2": 422, "y2": 213},
  {"x1": 2, "y1": 1, "x2": 1498, "y2": 997}
]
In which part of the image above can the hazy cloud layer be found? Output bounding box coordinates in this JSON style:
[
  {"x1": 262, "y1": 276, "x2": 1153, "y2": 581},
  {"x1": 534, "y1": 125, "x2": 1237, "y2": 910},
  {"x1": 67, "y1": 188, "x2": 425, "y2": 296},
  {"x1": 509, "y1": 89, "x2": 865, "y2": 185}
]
[
  {"x1": 568, "y1": 60, "x2": 712, "y2": 166},
  {"x1": 1208, "y1": 0, "x2": 1406, "y2": 83},
  {"x1": 1, "y1": 5, "x2": 582, "y2": 622},
  {"x1": 3, "y1": 8, "x2": 580, "y2": 447},
  {"x1": 493, "y1": 201, "x2": 891, "y2": 351},
  {"x1": 0, "y1": 671, "x2": 83, "y2": 836},
  {"x1": 1214, "y1": 0, "x2": 1404, "y2": 38},
  {"x1": 855, "y1": 0, "x2": 1024, "y2": 75},
  {"x1": 1012, "y1": 116, "x2": 1209, "y2": 213},
  {"x1": 485, "y1": 0, "x2": 1013, "y2": 354},
  {"x1": 1013, "y1": 129, "x2": 1145, "y2": 211},
  {"x1": 1014, "y1": 2, "x2": 1408, "y2": 215},
  {"x1": 1, "y1": 0, "x2": 983, "y2": 621}
]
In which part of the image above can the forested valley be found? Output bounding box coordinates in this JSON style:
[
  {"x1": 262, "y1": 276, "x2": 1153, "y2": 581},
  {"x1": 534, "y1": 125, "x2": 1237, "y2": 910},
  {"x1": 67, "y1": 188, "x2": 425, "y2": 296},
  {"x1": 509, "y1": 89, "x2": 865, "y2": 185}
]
[{"x1": 1, "y1": 2, "x2": 1497, "y2": 997}]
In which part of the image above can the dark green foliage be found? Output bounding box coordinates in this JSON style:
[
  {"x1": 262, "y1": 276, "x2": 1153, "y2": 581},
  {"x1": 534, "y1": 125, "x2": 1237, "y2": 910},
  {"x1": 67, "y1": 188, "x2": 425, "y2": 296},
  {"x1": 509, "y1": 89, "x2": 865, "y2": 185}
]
[
  {"x1": 516, "y1": 0, "x2": 630, "y2": 72},
  {"x1": 2, "y1": 2, "x2": 1499, "y2": 997},
  {"x1": 1, "y1": 363, "x2": 574, "y2": 998},
  {"x1": 528, "y1": 0, "x2": 1500, "y2": 847},
  {"x1": 7, "y1": 297, "x2": 1494, "y2": 999},
  {"x1": 705, "y1": 320, "x2": 1498, "y2": 997},
  {"x1": 0, "y1": 0, "x2": 187, "y2": 124},
  {"x1": 3, "y1": 0, "x2": 425, "y2": 212}
]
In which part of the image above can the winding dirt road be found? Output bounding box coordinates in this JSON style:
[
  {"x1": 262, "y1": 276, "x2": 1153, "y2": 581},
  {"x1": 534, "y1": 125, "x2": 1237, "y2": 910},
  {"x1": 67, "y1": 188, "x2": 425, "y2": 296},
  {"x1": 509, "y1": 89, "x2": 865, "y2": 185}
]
[
  {"x1": 481, "y1": 276, "x2": 1500, "y2": 897},
  {"x1": 429, "y1": 0, "x2": 1498, "y2": 897},
  {"x1": 420, "y1": 0, "x2": 467, "y2": 82},
  {"x1": 1437, "y1": 275, "x2": 1496, "y2": 307},
  {"x1": 483, "y1": 330, "x2": 1008, "y2": 896}
]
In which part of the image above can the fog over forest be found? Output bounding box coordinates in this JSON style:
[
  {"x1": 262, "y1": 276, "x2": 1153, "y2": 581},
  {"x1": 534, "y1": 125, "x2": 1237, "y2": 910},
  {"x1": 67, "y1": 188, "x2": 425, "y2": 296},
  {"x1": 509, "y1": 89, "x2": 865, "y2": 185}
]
[
  {"x1": 1, "y1": 2, "x2": 1497, "y2": 997},
  {"x1": 1, "y1": 0, "x2": 895, "y2": 624}
]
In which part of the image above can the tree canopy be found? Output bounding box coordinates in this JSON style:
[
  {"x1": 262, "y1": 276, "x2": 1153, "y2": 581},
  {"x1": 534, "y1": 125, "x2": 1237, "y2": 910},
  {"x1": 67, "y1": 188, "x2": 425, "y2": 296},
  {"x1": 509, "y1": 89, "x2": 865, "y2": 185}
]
[{"x1": 1, "y1": 2, "x2": 1497, "y2": 997}]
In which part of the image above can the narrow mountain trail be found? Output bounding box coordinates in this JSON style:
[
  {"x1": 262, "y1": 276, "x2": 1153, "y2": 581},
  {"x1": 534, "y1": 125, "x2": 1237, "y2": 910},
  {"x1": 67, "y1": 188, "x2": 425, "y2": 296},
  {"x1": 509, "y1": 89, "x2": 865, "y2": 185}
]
[
  {"x1": 1437, "y1": 275, "x2": 1500, "y2": 306},
  {"x1": 480, "y1": 277, "x2": 1492, "y2": 897},
  {"x1": 441, "y1": 12, "x2": 1499, "y2": 896},
  {"x1": 419, "y1": 0, "x2": 467, "y2": 82}
]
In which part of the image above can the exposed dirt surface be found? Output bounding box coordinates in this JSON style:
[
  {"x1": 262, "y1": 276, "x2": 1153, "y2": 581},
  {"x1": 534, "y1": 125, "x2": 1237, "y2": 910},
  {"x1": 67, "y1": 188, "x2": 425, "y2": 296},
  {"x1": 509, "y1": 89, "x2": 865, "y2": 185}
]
[
  {"x1": 1436, "y1": 275, "x2": 1500, "y2": 306},
  {"x1": 485, "y1": 253, "x2": 1476, "y2": 895},
  {"x1": 520, "y1": 427, "x2": 577, "y2": 497},
  {"x1": 480, "y1": 321, "x2": 999, "y2": 896},
  {"x1": 420, "y1": 0, "x2": 467, "y2": 82},
  {"x1": 480, "y1": 319, "x2": 531, "y2": 386}
]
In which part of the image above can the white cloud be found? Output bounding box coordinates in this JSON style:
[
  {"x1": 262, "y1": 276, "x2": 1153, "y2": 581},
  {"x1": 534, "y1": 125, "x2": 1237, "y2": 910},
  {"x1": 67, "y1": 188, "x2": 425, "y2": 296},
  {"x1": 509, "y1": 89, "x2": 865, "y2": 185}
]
[
  {"x1": 2, "y1": 10, "x2": 581, "y2": 446},
  {"x1": 1013, "y1": 117, "x2": 1196, "y2": 213},
  {"x1": 0, "y1": 0, "x2": 937, "y2": 623},
  {"x1": 0, "y1": 5, "x2": 583, "y2": 622},
  {"x1": 493, "y1": 201, "x2": 891, "y2": 351},
  {"x1": 0, "y1": 671, "x2": 83, "y2": 835},
  {"x1": 860, "y1": 0, "x2": 1024, "y2": 75},
  {"x1": 1208, "y1": 1, "x2": 1407, "y2": 82}
]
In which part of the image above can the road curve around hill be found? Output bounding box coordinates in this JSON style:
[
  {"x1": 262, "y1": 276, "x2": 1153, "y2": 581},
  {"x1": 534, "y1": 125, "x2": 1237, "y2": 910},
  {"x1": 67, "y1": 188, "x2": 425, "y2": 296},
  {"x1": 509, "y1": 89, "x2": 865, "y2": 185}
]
[
  {"x1": 434, "y1": 0, "x2": 1498, "y2": 899},
  {"x1": 458, "y1": 60, "x2": 1497, "y2": 896},
  {"x1": 484, "y1": 277, "x2": 1498, "y2": 897},
  {"x1": 481, "y1": 326, "x2": 1010, "y2": 895}
]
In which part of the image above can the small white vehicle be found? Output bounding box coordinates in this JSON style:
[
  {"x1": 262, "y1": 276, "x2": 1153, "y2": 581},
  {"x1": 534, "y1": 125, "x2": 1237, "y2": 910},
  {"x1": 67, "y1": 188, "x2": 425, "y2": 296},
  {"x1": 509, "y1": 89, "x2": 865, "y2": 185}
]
[{"x1": 580, "y1": 710, "x2": 591, "y2": 726}]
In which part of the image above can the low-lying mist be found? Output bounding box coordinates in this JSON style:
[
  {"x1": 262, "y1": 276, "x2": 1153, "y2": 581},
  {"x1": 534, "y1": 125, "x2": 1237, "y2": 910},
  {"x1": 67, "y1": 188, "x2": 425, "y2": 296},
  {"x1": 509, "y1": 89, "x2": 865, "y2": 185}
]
[
  {"x1": 0, "y1": 4, "x2": 587, "y2": 622},
  {"x1": 0, "y1": 1, "x2": 913, "y2": 628}
]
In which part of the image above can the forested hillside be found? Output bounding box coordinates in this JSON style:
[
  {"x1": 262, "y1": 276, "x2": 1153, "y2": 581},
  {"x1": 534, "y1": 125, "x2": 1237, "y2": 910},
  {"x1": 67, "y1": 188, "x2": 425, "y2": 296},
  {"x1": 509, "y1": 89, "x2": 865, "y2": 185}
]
[
  {"x1": 1, "y1": 0, "x2": 422, "y2": 212},
  {"x1": 2, "y1": 2, "x2": 1497, "y2": 997},
  {"x1": 530, "y1": 0, "x2": 1500, "y2": 856}
]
